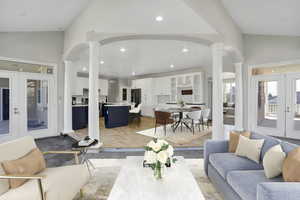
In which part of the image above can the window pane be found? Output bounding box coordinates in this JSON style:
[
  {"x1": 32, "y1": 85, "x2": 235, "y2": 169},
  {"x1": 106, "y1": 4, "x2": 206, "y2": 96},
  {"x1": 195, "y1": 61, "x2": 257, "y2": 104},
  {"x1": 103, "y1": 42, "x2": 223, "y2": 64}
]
[
  {"x1": 257, "y1": 81, "x2": 278, "y2": 128},
  {"x1": 0, "y1": 78, "x2": 9, "y2": 135},
  {"x1": 294, "y1": 79, "x2": 300, "y2": 130},
  {"x1": 27, "y1": 80, "x2": 48, "y2": 131}
]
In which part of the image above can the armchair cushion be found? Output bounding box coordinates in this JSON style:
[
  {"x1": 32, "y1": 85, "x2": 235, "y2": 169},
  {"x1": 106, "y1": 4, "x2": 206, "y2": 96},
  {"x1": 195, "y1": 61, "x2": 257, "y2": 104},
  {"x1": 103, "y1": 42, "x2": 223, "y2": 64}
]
[
  {"x1": 0, "y1": 136, "x2": 36, "y2": 195},
  {"x1": 2, "y1": 148, "x2": 46, "y2": 188},
  {"x1": 0, "y1": 164, "x2": 89, "y2": 200}
]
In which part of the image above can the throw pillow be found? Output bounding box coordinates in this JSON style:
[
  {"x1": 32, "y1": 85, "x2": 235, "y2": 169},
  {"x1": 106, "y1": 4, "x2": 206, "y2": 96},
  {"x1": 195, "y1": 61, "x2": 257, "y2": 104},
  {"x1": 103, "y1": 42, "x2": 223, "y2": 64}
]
[
  {"x1": 0, "y1": 166, "x2": 9, "y2": 195},
  {"x1": 282, "y1": 147, "x2": 300, "y2": 182},
  {"x1": 2, "y1": 148, "x2": 46, "y2": 188},
  {"x1": 263, "y1": 145, "x2": 286, "y2": 178},
  {"x1": 228, "y1": 131, "x2": 251, "y2": 153},
  {"x1": 235, "y1": 135, "x2": 264, "y2": 163}
]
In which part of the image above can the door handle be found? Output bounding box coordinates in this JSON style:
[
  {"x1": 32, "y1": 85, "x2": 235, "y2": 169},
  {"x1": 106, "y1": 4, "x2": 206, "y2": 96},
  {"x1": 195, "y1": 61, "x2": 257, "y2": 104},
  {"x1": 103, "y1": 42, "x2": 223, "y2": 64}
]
[
  {"x1": 286, "y1": 106, "x2": 291, "y2": 113},
  {"x1": 13, "y1": 108, "x2": 20, "y2": 114}
]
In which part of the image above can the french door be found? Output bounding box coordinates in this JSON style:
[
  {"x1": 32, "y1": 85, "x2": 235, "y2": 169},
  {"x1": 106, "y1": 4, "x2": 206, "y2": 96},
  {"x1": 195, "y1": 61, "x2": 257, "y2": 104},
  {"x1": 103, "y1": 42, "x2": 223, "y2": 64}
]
[
  {"x1": 0, "y1": 71, "x2": 56, "y2": 141},
  {"x1": 251, "y1": 73, "x2": 300, "y2": 139}
]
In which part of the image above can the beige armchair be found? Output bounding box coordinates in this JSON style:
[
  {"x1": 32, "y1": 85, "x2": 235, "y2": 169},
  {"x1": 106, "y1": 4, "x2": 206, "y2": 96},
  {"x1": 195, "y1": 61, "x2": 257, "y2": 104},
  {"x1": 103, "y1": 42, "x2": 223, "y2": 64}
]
[{"x1": 0, "y1": 136, "x2": 89, "y2": 200}]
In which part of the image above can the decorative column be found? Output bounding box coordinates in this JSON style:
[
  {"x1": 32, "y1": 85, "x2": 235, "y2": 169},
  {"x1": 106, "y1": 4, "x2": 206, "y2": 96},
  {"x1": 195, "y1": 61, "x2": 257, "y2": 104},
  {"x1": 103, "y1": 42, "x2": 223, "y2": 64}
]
[
  {"x1": 211, "y1": 43, "x2": 224, "y2": 139},
  {"x1": 63, "y1": 60, "x2": 74, "y2": 134},
  {"x1": 235, "y1": 63, "x2": 244, "y2": 131},
  {"x1": 88, "y1": 41, "x2": 100, "y2": 142}
]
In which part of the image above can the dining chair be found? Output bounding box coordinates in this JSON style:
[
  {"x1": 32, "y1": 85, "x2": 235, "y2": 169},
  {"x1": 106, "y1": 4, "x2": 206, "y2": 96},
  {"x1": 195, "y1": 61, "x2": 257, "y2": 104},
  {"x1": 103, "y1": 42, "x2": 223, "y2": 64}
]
[
  {"x1": 185, "y1": 110, "x2": 203, "y2": 134},
  {"x1": 201, "y1": 109, "x2": 211, "y2": 129},
  {"x1": 154, "y1": 111, "x2": 174, "y2": 136}
]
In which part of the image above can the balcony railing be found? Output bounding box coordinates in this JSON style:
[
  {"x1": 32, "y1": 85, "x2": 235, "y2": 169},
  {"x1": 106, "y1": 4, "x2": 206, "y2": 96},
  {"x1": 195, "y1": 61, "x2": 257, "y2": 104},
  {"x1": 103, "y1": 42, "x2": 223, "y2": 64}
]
[{"x1": 265, "y1": 104, "x2": 300, "y2": 117}]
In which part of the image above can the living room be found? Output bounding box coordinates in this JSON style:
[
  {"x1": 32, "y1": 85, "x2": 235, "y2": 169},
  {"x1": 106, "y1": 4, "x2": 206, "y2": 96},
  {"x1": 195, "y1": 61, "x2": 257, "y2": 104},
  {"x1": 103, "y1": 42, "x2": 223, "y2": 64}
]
[{"x1": 0, "y1": 0, "x2": 300, "y2": 200}]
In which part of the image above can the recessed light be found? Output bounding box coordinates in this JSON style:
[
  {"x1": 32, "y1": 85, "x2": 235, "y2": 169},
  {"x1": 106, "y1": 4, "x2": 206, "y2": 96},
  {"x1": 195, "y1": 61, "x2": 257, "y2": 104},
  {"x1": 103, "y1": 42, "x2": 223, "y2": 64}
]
[
  {"x1": 120, "y1": 48, "x2": 126, "y2": 52},
  {"x1": 82, "y1": 67, "x2": 87, "y2": 72},
  {"x1": 182, "y1": 48, "x2": 189, "y2": 53},
  {"x1": 170, "y1": 64, "x2": 174, "y2": 68},
  {"x1": 100, "y1": 60, "x2": 104, "y2": 64},
  {"x1": 132, "y1": 72, "x2": 136, "y2": 76},
  {"x1": 155, "y1": 16, "x2": 163, "y2": 22}
]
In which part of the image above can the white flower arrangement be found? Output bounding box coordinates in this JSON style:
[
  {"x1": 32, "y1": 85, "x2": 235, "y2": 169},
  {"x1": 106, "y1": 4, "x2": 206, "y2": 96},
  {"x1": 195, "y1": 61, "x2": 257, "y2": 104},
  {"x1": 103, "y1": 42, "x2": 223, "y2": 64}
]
[{"x1": 144, "y1": 139, "x2": 177, "y2": 179}]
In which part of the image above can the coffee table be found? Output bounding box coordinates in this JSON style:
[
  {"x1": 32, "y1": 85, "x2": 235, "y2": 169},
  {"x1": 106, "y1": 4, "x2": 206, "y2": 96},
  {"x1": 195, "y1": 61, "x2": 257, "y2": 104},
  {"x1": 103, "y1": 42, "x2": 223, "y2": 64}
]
[{"x1": 108, "y1": 156, "x2": 205, "y2": 200}]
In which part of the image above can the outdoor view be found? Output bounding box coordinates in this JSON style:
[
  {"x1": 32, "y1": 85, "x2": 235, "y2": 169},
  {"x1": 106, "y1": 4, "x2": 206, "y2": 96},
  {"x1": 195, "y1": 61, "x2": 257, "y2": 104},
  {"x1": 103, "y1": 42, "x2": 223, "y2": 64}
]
[
  {"x1": 257, "y1": 79, "x2": 300, "y2": 130},
  {"x1": 257, "y1": 81, "x2": 278, "y2": 128}
]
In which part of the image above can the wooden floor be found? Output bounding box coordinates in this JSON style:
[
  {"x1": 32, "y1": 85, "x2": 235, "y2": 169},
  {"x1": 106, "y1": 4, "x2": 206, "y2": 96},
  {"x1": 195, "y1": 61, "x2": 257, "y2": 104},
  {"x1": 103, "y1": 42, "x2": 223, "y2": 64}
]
[{"x1": 72, "y1": 117, "x2": 212, "y2": 148}]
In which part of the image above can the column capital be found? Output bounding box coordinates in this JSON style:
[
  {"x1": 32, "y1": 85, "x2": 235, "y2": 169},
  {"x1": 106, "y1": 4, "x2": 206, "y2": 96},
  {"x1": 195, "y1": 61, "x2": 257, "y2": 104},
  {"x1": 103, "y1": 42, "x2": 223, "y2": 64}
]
[
  {"x1": 64, "y1": 60, "x2": 72, "y2": 65},
  {"x1": 211, "y1": 43, "x2": 224, "y2": 51},
  {"x1": 89, "y1": 41, "x2": 101, "y2": 47},
  {"x1": 234, "y1": 62, "x2": 243, "y2": 67}
]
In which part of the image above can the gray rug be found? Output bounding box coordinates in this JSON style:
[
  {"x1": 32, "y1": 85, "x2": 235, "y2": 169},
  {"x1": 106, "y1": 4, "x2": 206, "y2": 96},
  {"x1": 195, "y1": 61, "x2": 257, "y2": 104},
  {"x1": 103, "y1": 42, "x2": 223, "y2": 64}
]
[{"x1": 74, "y1": 159, "x2": 222, "y2": 200}]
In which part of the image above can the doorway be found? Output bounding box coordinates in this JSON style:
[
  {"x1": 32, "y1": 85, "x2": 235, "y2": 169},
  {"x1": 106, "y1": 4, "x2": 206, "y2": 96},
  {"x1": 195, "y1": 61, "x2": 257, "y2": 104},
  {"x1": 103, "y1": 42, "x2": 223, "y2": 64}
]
[
  {"x1": 0, "y1": 68, "x2": 56, "y2": 141},
  {"x1": 251, "y1": 71, "x2": 300, "y2": 139}
]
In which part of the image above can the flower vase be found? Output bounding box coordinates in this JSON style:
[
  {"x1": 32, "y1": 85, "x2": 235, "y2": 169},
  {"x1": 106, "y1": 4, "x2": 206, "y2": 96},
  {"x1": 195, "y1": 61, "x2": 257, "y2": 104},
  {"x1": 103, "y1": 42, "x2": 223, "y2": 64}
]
[{"x1": 154, "y1": 162, "x2": 165, "y2": 180}]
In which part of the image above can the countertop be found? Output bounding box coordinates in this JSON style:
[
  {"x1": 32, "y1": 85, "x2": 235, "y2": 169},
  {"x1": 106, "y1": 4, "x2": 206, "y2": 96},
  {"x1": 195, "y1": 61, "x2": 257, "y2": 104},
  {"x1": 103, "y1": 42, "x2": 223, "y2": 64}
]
[
  {"x1": 72, "y1": 104, "x2": 88, "y2": 107},
  {"x1": 104, "y1": 104, "x2": 130, "y2": 107},
  {"x1": 166, "y1": 102, "x2": 206, "y2": 105}
]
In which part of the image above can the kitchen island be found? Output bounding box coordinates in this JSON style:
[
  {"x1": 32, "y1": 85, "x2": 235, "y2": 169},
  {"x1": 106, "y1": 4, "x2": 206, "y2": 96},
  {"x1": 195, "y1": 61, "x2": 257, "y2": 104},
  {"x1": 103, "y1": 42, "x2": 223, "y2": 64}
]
[
  {"x1": 72, "y1": 105, "x2": 88, "y2": 130},
  {"x1": 104, "y1": 105, "x2": 130, "y2": 128}
]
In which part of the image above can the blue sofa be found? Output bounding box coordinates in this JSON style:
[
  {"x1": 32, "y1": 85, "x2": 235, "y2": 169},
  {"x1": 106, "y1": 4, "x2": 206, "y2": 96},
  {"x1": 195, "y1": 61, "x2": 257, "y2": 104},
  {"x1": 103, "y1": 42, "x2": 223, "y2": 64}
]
[{"x1": 204, "y1": 132, "x2": 300, "y2": 200}]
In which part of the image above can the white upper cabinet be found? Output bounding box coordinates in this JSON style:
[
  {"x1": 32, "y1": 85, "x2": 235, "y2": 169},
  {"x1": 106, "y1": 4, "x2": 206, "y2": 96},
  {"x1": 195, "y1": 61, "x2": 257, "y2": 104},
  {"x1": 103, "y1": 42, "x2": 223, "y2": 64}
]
[
  {"x1": 177, "y1": 75, "x2": 193, "y2": 87},
  {"x1": 72, "y1": 77, "x2": 108, "y2": 96},
  {"x1": 193, "y1": 73, "x2": 204, "y2": 103},
  {"x1": 153, "y1": 77, "x2": 171, "y2": 95},
  {"x1": 99, "y1": 79, "x2": 108, "y2": 96}
]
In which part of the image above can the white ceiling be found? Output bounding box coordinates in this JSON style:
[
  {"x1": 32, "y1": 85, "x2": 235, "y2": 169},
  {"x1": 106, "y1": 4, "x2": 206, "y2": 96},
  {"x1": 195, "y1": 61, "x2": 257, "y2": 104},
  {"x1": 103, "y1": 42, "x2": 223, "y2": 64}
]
[
  {"x1": 221, "y1": 0, "x2": 300, "y2": 36},
  {"x1": 67, "y1": 0, "x2": 217, "y2": 35},
  {"x1": 74, "y1": 40, "x2": 213, "y2": 78},
  {"x1": 0, "y1": 0, "x2": 90, "y2": 31}
]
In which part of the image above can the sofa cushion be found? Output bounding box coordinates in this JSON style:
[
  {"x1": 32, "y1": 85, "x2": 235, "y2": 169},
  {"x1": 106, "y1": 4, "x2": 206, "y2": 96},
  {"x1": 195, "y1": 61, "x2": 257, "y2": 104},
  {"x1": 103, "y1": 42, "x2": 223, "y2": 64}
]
[
  {"x1": 0, "y1": 164, "x2": 89, "y2": 200},
  {"x1": 227, "y1": 170, "x2": 283, "y2": 200},
  {"x1": 281, "y1": 141, "x2": 298, "y2": 153},
  {"x1": 251, "y1": 132, "x2": 281, "y2": 160},
  {"x1": 209, "y1": 153, "x2": 263, "y2": 180}
]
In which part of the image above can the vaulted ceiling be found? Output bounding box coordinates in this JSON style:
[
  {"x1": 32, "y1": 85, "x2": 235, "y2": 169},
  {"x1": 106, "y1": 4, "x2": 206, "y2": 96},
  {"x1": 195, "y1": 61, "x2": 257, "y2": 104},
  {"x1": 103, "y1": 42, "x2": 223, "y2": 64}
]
[
  {"x1": 221, "y1": 0, "x2": 300, "y2": 36},
  {"x1": 0, "y1": 0, "x2": 90, "y2": 31}
]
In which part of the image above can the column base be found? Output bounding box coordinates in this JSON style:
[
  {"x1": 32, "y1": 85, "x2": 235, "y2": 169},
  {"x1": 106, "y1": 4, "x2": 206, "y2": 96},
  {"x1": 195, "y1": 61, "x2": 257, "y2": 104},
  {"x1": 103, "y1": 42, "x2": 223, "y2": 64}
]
[{"x1": 61, "y1": 129, "x2": 75, "y2": 135}]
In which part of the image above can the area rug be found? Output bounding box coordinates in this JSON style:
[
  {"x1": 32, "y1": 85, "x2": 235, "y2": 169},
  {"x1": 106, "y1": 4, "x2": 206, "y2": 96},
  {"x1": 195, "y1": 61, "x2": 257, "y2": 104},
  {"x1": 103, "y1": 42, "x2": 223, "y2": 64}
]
[
  {"x1": 73, "y1": 158, "x2": 222, "y2": 200},
  {"x1": 136, "y1": 125, "x2": 212, "y2": 145}
]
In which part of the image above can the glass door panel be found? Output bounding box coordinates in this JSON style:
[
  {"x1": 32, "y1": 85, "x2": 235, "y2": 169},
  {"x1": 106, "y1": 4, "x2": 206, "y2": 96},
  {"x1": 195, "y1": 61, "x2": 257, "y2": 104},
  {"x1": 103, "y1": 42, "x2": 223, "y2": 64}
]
[
  {"x1": 257, "y1": 81, "x2": 278, "y2": 128},
  {"x1": 252, "y1": 75, "x2": 285, "y2": 137},
  {"x1": 286, "y1": 74, "x2": 300, "y2": 139},
  {"x1": 27, "y1": 79, "x2": 48, "y2": 131},
  {"x1": 0, "y1": 78, "x2": 10, "y2": 135}
]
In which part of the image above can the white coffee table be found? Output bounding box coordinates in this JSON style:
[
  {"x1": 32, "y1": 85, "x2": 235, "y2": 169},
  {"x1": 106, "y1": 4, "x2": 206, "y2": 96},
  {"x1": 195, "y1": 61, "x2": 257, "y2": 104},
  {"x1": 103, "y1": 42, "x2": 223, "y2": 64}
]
[{"x1": 108, "y1": 156, "x2": 205, "y2": 200}]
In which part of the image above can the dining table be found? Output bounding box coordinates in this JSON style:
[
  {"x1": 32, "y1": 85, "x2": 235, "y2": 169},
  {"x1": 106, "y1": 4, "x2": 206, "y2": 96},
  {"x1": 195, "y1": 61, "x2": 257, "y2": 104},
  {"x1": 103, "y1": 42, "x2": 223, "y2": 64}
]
[{"x1": 158, "y1": 107, "x2": 201, "y2": 132}]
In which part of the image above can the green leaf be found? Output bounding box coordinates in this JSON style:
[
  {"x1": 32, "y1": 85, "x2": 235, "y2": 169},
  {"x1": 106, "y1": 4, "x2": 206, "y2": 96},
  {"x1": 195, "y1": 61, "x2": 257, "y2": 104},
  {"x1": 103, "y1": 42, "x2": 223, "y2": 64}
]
[
  {"x1": 144, "y1": 146, "x2": 152, "y2": 151},
  {"x1": 172, "y1": 158, "x2": 178, "y2": 163}
]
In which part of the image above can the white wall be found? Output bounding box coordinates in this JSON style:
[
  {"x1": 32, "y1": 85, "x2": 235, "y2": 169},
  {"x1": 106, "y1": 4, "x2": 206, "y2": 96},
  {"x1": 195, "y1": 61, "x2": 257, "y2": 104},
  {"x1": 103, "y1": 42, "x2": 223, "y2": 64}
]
[
  {"x1": 0, "y1": 31, "x2": 65, "y2": 134},
  {"x1": 243, "y1": 34, "x2": 300, "y2": 129}
]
